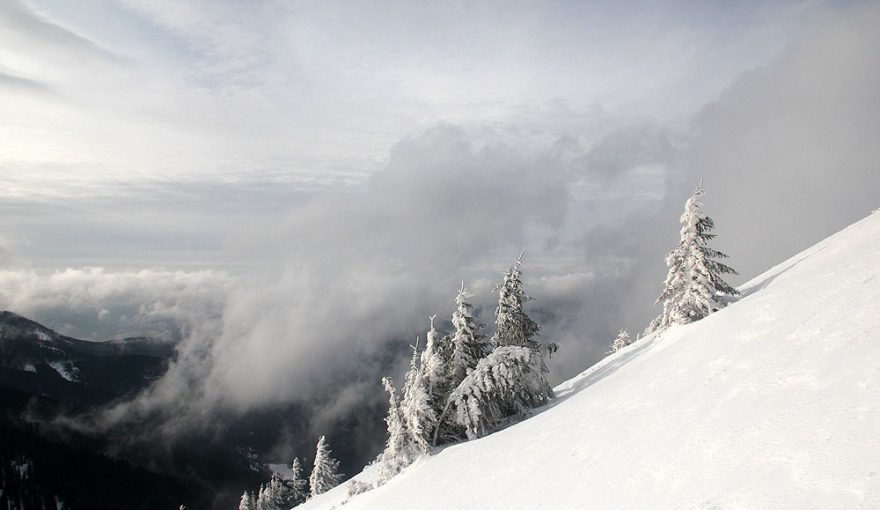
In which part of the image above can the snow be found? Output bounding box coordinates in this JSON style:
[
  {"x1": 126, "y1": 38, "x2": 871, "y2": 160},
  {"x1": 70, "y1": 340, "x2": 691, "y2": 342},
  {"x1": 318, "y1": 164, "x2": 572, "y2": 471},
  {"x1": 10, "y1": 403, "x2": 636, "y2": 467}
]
[
  {"x1": 35, "y1": 329, "x2": 53, "y2": 342},
  {"x1": 48, "y1": 361, "x2": 80, "y2": 382},
  {"x1": 300, "y1": 213, "x2": 880, "y2": 510},
  {"x1": 22, "y1": 363, "x2": 36, "y2": 373}
]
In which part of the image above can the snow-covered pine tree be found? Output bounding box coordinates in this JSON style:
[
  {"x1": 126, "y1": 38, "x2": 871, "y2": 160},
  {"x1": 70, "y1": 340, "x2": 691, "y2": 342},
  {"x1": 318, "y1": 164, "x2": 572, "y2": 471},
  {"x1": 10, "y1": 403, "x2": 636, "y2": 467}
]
[
  {"x1": 377, "y1": 376, "x2": 412, "y2": 482},
  {"x1": 238, "y1": 491, "x2": 256, "y2": 510},
  {"x1": 491, "y1": 255, "x2": 540, "y2": 350},
  {"x1": 647, "y1": 181, "x2": 739, "y2": 334},
  {"x1": 380, "y1": 377, "x2": 410, "y2": 463},
  {"x1": 440, "y1": 345, "x2": 543, "y2": 439},
  {"x1": 609, "y1": 329, "x2": 631, "y2": 353},
  {"x1": 309, "y1": 435, "x2": 343, "y2": 497},
  {"x1": 255, "y1": 484, "x2": 271, "y2": 510},
  {"x1": 400, "y1": 336, "x2": 438, "y2": 453},
  {"x1": 420, "y1": 315, "x2": 448, "y2": 418},
  {"x1": 289, "y1": 457, "x2": 308, "y2": 505},
  {"x1": 446, "y1": 282, "x2": 489, "y2": 390},
  {"x1": 268, "y1": 471, "x2": 295, "y2": 509},
  {"x1": 488, "y1": 255, "x2": 557, "y2": 409}
]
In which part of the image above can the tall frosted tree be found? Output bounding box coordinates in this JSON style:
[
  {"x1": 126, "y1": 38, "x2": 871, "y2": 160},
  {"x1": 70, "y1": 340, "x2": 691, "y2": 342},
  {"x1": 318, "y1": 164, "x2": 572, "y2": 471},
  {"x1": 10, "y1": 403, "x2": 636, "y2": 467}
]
[
  {"x1": 400, "y1": 337, "x2": 438, "y2": 453},
  {"x1": 647, "y1": 181, "x2": 739, "y2": 334},
  {"x1": 445, "y1": 283, "x2": 489, "y2": 390},
  {"x1": 309, "y1": 435, "x2": 343, "y2": 497},
  {"x1": 489, "y1": 255, "x2": 556, "y2": 407},
  {"x1": 491, "y1": 255, "x2": 540, "y2": 350},
  {"x1": 420, "y1": 315, "x2": 448, "y2": 416},
  {"x1": 289, "y1": 457, "x2": 308, "y2": 505},
  {"x1": 378, "y1": 375, "x2": 417, "y2": 481},
  {"x1": 380, "y1": 377, "x2": 409, "y2": 461}
]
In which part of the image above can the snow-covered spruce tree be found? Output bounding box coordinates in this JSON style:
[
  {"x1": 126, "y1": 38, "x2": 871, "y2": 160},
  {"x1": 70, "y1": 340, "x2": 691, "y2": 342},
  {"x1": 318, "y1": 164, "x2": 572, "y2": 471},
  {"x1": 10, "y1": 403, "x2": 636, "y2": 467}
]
[
  {"x1": 255, "y1": 484, "x2": 271, "y2": 510},
  {"x1": 420, "y1": 315, "x2": 448, "y2": 419},
  {"x1": 238, "y1": 491, "x2": 256, "y2": 510},
  {"x1": 609, "y1": 329, "x2": 631, "y2": 353},
  {"x1": 445, "y1": 282, "x2": 489, "y2": 390},
  {"x1": 488, "y1": 255, "x2": 557, "y2": 409},
  {"x1": 646, "y1": 182, "x2": 739, "y2": 335},
  {"x1": 491, "y1": 255, "x2": 539, "y2": 350},
  {"x1": 268, "y1": 471, "x2": 296, "y2": 509},
  {"x1": 289, "y1": 457, "x2": 308, "y2": 505},
  {"x1": 309, "y1": 435, "x2": 343, "y2": 497},
  {"x1": 439, "y1": 345, "x2": 541, "y2": 440},
  {"x1": 380, "y1": 377, "x2": 410, "y2": 462},
  {"x1": 378, "y1": 375, "x2": 420, "y2": 482},
  {"x1": 400, "y1": 336, "x2": 438, "y2": 453}
]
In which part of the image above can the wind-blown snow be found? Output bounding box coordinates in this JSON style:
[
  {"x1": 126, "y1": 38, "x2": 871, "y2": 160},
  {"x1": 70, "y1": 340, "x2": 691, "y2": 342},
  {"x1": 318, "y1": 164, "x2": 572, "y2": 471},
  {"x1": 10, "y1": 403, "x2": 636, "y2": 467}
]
[{"x1": 302, "y1": 213, "x2": 880, "y2": 510}]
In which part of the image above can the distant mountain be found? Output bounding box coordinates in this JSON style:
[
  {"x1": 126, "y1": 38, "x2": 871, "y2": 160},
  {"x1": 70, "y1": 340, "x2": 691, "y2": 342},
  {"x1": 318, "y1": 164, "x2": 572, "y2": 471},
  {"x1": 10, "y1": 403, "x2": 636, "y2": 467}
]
[
  {"x1": 0, "y1": 310, "x2": 173, "y2": 409},
  {"x1": 0, "y1": 311, "x2": 381, "y2": 510}
]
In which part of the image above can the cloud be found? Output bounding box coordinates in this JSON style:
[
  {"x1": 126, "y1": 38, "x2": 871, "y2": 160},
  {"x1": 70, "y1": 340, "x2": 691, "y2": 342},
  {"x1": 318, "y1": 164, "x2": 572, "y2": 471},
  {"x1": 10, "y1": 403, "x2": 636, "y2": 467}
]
[
  {"x1": 0, "y1": 70, "x2": 54, "y2": 94},
  {"x1": 676, "y1": 1, "x2": 880, "y2": 278},
  {"x1": 0, "y1": 267, "x2": 234, "y2": 341},
  {"x1": 3, "y1": 0, "x2": 878, "y2": 471}
]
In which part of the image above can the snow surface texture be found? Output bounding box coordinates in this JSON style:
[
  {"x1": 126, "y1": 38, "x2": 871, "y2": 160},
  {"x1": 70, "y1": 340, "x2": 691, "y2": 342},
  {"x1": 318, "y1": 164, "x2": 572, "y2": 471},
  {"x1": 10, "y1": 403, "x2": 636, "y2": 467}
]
[{"x1": 301, "y1": 213, "x2": 880, "y2": 510}]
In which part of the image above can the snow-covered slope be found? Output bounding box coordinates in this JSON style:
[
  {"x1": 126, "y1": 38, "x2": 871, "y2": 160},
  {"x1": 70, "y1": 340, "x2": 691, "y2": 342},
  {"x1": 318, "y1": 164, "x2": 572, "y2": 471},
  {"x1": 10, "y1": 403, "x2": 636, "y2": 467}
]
[{"x1": 303, "y1": 212, "x2": 880, "y2": 510}]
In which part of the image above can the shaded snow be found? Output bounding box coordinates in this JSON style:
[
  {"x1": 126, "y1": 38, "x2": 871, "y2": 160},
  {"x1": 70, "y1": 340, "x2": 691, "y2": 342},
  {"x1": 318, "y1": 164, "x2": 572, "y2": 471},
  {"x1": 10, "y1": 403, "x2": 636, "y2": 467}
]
[
  {"x1": 301, "y1": 213, "x2": 880, "y2": 510},
  {"x1": 48, "y1": 361, "x2": 80, "y2": 382},
  {"x1": 22, "y1": 363, "x2": 36, "y2": 373}
]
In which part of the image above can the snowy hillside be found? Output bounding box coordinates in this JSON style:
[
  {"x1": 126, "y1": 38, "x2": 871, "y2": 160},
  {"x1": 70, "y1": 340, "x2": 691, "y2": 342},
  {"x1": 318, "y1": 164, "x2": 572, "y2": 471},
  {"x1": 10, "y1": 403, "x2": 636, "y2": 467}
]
[{"x1": 302, "y1": 212, "x2": 880, "y2": 510}]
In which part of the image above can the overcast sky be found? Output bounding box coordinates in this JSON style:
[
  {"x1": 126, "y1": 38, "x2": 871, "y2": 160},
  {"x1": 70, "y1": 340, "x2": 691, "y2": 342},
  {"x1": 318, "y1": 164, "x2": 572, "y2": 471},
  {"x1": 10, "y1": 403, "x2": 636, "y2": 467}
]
[
  {"x1": 2, "y1": 0, "x2": 879, "y2": 442},
  {"x1": 1, "y1": 0, "x2": 817, "y2": 269}
]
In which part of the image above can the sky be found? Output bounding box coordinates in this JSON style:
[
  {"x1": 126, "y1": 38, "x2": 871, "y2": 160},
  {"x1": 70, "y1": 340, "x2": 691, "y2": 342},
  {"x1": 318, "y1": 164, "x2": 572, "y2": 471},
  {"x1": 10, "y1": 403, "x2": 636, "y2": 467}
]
[{"x1": 1, "y1": 0, "x2": 879, "y2": 451}]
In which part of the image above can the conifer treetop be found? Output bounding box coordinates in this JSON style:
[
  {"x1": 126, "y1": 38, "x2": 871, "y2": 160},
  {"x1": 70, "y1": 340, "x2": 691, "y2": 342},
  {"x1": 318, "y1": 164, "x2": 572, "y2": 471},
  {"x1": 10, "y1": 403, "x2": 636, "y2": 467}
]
[
  {"x1": 309, "y1": 435, "x2": 343, "y2": 497},
  {"x1": 648, "y1": 180, "x2": 739, "y2": 334}
]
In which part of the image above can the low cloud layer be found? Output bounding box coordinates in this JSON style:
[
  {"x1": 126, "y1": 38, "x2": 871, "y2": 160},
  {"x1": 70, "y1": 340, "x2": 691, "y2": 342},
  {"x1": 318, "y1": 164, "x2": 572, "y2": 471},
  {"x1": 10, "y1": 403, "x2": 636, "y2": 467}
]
[{"x1": 0, "y1": 267, "x2": 233, "y2": 341}]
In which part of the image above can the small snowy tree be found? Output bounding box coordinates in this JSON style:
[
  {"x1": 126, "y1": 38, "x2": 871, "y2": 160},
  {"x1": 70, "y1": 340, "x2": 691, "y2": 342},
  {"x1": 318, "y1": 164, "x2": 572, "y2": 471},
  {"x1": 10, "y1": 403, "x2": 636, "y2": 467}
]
[
  {"x1": 400, "y1": 337, "x2": 438, "y2": 453},
  {"x1": 238, "y1": 491, "x2": 256, "y2": 510},
  {"x1": 255, "y1": 485, "x2": 271, "y2": 510},
  {"x1": 609, "y1": 329, "x2": 631, "y2": 353},
  {"x1": 289, "y1": 457, "x2": 308, "y2": 505},
  {"x1": 309, "y1": 435, "x2": 343, "y2": 497},
  {"x1": 445, "y1": 283, "x2": 489, "y2": 390},
  {"x1": 439, "y1": 346, "x2": 548, "y2": 440},
  {"x1": 647, "y1": 181, "x2": 739, "y2": 334}
]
